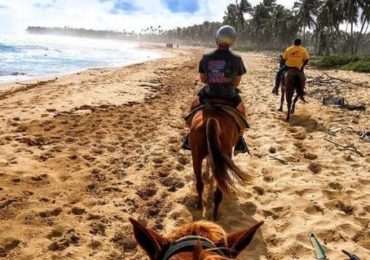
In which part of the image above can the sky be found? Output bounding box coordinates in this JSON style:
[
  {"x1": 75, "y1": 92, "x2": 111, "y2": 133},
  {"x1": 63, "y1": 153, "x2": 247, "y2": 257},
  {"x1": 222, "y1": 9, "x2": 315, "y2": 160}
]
[{"x1": 0, "y1": 0, "x2": 295, "y2": 33}]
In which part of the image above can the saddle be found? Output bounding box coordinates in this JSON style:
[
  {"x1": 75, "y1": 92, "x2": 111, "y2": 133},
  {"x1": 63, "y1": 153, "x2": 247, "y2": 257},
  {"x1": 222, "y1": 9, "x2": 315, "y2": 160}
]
[{"x1": 185, "y1": 98, "x2": 250, "y2": 131}]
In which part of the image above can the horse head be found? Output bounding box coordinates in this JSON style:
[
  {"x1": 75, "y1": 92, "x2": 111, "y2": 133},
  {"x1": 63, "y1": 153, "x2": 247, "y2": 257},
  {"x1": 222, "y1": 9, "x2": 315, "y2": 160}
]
[{"x1": 129, "y1": 218, "x2": 263, "y2": 260}]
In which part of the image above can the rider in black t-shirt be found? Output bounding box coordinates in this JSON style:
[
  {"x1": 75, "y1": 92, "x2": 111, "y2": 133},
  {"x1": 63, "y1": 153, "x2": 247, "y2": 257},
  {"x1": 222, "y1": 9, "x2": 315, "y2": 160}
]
[{"x1": 182, "y1": 25, "x2": 248, "y2": 154}]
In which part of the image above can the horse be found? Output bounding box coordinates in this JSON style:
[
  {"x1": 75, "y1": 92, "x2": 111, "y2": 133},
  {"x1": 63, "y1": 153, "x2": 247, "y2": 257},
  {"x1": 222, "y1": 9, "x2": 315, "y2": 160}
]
[
  {"x1": 278, "y1": 68, "x2": 305, "y2": 121},
  {"x1": 188, "y1": 99, "x2": 252, "y2": 221},
  {"x1": 129, "y1": 217, "x2": 263, "y2": 260}
]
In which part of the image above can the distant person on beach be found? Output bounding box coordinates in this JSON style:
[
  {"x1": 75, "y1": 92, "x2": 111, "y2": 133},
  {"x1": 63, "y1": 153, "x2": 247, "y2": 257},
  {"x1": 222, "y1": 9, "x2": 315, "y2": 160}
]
[
  {"x1": 182, "y1": 25, "x2": 249, "y2": 154},
  {"x1": 272, "y1": 38, "x2": 309, "y2": 101}
]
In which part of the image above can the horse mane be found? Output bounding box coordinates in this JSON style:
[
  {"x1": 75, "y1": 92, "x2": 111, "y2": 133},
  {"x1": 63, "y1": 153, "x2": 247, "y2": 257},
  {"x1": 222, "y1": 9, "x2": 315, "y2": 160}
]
[{"x1": 165, "y1": 220, "x2": 227, "y2": 244}]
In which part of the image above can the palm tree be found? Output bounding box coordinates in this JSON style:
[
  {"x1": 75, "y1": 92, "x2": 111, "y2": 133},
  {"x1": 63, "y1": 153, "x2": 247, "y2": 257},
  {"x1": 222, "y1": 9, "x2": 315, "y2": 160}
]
[
  {"x1": 235, "y1": 0, "x2": 253, "y2": 30},
  {"x1": 355, "y1": 0, "x2": 370, "y2": 53},
  {"x1": 293, "y1": 0, "x2": 319, "y2": 43},
  {"x1": 341, "y1": 0, "x2": 360, "y2": 54}
]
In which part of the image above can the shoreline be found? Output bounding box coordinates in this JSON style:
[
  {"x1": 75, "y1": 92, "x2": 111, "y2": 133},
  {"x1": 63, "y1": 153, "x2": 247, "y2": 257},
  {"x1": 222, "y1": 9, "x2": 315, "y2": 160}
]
[
  {"x1": 0, "y1": 34, "x2": 168, "y2": 87},
  {"x1": 0, "y1": 45, "x2": 171, "y2": 96}
]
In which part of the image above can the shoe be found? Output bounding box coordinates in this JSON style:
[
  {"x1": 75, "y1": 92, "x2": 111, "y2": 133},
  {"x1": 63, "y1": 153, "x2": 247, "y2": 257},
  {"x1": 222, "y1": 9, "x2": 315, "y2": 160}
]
[
  {"x1": 181, "y1": 134, "x2": 191, "y2": 150},
  {"x1": 272, "y1": 87, "x2": 279, "y2": 95},
  {"x1": 234, "y1": 137, "x2": 250, "y2": 155}
]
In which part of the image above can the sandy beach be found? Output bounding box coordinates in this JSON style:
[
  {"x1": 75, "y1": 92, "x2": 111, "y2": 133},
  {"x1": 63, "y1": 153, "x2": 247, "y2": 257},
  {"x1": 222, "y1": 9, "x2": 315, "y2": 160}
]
[{"x1": 0, "y1": 48, "x2": 369, "y2": 259}]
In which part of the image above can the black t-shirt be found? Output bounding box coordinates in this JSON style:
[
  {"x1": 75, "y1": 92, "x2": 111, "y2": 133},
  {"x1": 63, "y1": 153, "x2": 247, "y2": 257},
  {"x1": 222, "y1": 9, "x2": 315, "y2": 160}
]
[{"x1": 199, "y1": 49, "x2": 246, "y2": 99}]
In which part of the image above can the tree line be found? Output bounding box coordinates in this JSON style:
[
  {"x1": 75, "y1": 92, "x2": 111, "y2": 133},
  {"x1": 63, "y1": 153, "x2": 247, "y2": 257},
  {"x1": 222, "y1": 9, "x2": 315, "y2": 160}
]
[
  {"x1": 27, "y1": 0, "x2": 370, "y2": 55},
  {"x1": 162, "y1": 0, "x2": 370, "y2": 55}
]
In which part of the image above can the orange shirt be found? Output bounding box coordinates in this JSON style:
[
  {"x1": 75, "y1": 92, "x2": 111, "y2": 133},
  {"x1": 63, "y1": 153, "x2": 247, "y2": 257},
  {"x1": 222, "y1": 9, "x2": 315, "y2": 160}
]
[{"x1": 283, "y1": 45, "x2": 309, "y2": 69}]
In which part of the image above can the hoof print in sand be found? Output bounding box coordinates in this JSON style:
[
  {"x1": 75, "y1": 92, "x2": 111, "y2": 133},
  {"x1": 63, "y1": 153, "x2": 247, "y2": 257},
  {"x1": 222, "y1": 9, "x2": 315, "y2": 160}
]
[{"x1": 308, "y1": 162, "x2": 322, "y2": 174}]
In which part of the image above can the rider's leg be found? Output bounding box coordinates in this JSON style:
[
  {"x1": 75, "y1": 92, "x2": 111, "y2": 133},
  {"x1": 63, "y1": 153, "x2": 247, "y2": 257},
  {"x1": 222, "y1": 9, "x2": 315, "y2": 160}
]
[
  {"x1": 233, "y1": 100, "x2": 250, "y2": 155},
  {"x1": 272, "y1": 66, "x2": 285, "y2": 95}
]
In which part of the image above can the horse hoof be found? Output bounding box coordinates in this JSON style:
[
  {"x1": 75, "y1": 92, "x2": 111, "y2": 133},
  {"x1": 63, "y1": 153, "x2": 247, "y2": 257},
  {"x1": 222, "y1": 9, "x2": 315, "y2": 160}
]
[{"x1": 278, "y1": 108, "x2": 283, "y2": 112}]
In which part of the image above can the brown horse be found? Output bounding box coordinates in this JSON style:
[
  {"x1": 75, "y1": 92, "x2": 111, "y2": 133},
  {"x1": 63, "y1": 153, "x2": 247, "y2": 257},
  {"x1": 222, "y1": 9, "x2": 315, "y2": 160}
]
[
  {"x1": 129, "y1": 217, "x2": 263, "y2": 260},
  {"x1": 278, "y1": 69, "x2": 305, "y2": 121},
  {"x1": 189, "y1": 100, "x2": 252, "y2": 221}
]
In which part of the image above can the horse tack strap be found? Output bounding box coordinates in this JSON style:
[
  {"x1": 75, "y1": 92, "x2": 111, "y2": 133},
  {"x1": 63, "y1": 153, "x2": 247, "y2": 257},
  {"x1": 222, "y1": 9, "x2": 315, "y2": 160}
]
[
  {"x1": 160, "y1": 235, "x2": 226, "y2": 260},
  {"x1": 184, "y1": 104, "x2": 250, "y2": 130}
]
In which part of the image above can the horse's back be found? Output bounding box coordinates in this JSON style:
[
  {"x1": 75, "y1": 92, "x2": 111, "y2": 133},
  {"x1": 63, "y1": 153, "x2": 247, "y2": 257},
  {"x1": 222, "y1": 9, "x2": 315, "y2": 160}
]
[{"x1": 190, "y1": 110, "x2": 239, "y2": 151}]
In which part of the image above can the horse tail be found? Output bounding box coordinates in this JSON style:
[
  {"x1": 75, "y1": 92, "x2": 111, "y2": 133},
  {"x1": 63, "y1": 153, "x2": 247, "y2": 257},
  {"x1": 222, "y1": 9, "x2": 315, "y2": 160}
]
[
  {"x1": 206, "y1": 118, "x2": 248, "y2": 194},
  {"x1": 293, "y1": 74, "x2": 302, "y2": 97}
]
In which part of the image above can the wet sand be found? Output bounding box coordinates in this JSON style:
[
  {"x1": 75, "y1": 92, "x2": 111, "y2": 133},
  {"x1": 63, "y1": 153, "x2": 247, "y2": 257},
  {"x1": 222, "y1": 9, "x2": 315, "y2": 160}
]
[{"x1": 0, "y1": 48, "x2": 369, "y2": 259}]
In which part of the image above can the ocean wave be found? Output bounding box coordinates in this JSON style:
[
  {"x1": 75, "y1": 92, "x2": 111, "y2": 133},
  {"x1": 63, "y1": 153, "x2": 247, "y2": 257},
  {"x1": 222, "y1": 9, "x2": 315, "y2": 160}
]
[{"x1": 0, "y1": 43, "x2": 19, "y2": 53}]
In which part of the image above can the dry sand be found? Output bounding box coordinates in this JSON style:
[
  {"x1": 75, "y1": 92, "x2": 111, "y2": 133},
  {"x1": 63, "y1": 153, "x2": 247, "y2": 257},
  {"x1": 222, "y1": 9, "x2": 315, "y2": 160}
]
[{"x1": 0, "y1": 48, "x2": 369, "y2": 259}]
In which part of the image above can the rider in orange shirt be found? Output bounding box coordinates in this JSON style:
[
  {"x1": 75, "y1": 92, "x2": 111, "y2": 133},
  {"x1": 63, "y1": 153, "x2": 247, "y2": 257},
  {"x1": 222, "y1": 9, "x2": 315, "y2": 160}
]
[{"x1": 272, "y1": 39, "x2": 309, "y2": 101}]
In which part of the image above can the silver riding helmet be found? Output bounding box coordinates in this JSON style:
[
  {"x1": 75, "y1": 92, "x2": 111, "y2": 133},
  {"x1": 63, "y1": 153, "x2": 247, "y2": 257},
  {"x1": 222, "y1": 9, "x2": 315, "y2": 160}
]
[{"x1": 216, "y1": 25, "x2": 237, "y2": 47}]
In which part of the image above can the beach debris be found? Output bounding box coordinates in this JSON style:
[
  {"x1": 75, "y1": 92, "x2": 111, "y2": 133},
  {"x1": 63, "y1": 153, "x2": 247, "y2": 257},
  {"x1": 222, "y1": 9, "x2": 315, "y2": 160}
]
[
  {"x1": 307, "y1": 72, "x2": 369, "y2": 88},
  {"x1": 322, "y1": 96, "x2": 366, "y2": 111},
  {"x1": 342, "y1": 249, "x2": 360, "y2": 260},
  {"x1": 359, "y1": 131, "x2": 370, "y2": 143},
  {"x1": 269, "y1": 155, "x2": 288, "y2": 164},
  {"x1": 310, "y1": 233, "x2": 327, "y2": 260},
  {"x1": 324, "y1": 138, "x2": 364, "y2": 157}
]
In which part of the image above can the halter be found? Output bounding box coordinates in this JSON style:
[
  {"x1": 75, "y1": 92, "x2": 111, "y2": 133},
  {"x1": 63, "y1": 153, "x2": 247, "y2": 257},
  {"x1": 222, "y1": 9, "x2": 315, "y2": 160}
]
[{"x1": 159, "y1": 235, "x2": 226, "y2": 260}]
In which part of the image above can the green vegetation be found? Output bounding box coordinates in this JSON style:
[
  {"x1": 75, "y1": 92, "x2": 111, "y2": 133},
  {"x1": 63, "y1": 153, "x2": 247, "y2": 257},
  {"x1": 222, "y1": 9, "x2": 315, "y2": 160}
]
[
  {"x1": 314, "y1": 55, "x2": 370, "y2": 72},
  {"x1": 341, "y1": 59, "x2": 370, "y2": 72}
]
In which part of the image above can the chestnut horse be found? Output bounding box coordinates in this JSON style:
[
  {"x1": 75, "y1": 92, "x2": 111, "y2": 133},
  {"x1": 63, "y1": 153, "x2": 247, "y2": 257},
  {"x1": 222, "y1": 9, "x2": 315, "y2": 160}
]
[
  {"x1": 278, "y1": 69, "x2": 305, "y2": 121},
  {"x1": 129, "y1": 217, "x2": 263, "y2": 260},
  {"x1": 189, "y1": 101, "x2": 252, "y2": 220}
]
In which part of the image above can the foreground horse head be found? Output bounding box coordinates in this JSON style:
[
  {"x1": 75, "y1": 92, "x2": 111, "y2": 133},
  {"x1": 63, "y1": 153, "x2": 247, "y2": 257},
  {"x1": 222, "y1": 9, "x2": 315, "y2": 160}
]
[
  {"x1": 279, "y1": 69, "x2": 305, "y2": 121},
  {"x1": 129, "y1": 218, "x2": 263, "y2": 260}
]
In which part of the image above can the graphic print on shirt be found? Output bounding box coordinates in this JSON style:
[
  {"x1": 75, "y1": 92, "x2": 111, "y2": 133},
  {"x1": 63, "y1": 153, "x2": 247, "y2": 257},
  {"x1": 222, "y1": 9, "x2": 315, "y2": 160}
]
[{"x1": 207, "y1": 60, "x2": 232, "y2": 84}]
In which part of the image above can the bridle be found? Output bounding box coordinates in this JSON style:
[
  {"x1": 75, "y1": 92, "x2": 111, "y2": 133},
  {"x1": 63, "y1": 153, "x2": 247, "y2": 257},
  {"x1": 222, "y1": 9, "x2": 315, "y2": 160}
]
[{"x1": 158, "y1": 235, "x2": 227, "y2": 260}]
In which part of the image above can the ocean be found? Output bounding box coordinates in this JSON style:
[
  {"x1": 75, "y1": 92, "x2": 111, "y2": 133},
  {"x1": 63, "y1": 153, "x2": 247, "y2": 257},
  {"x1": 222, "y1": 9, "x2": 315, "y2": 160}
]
[{"x1": 0, "y1": 34, "x2": 162, "y2": 84}]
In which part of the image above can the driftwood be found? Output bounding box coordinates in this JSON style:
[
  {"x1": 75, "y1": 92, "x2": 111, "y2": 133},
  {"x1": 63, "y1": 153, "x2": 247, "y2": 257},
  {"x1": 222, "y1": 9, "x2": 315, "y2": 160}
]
[
  {"x1": 0, "y1": 78, "x2": 58, "y2": 100},
  {"x1": 307, "y1": 72, "x2": 369, "y2": 88},
  {"x1": 324, "y1": 138, "x2": 364, "y2": 157},
  {"x1": 269, "y1": 155, "x2": 288, "y2": 164}
]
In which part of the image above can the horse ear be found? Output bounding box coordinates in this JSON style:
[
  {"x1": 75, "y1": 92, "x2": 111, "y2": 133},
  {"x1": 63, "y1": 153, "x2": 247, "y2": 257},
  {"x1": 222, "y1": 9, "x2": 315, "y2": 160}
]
[
  {"x1": 129, "y1": 218, "x2": 169, "y2": 260},
  {"x1": 219, "y1": 221, "x2": 264, "y2": 258}
]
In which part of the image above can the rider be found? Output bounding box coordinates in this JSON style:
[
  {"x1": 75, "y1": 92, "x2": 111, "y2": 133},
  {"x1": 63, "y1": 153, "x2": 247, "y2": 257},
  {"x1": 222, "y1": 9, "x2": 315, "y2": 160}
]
[
  {"x1": 182, "y1": 25, "x2": 248, "y2": 154},
  {"x1": 272, "y1": 38, "x2": 309, "y2": 101}
]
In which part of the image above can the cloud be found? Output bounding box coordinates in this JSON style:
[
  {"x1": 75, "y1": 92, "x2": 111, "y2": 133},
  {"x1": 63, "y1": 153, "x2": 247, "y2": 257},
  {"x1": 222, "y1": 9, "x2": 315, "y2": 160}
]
[{"x1": 0, "y1": 0, "x2": 295, "y2": 33}]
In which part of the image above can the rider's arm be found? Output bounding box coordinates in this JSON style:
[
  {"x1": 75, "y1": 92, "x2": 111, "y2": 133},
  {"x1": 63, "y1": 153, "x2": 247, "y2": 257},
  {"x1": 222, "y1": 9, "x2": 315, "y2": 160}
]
[
  {"x1": 199, "y1": 73, "x2": 207, "y2": 83},
  {"x1": 301, "y1": 59, "x2": 309, "y2": 71}
]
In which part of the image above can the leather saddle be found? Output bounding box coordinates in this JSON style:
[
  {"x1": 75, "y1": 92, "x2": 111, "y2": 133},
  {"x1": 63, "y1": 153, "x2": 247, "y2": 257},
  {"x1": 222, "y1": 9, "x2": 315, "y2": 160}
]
[{"x1": 184, "y1": 98, "x2": 250, "y2": 131}]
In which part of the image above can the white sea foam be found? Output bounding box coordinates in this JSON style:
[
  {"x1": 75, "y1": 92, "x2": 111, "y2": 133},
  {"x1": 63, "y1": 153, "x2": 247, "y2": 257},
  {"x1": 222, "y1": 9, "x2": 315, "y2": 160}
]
[{"x1": 0, "y1": 33, "x2": 161, "y2": 84}]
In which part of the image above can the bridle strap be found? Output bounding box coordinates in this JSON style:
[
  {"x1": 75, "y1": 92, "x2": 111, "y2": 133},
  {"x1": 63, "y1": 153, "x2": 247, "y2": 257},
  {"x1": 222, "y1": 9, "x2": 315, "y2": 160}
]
[{"x1": 160, "y1": 235, "x2": 226, "y2": 260}]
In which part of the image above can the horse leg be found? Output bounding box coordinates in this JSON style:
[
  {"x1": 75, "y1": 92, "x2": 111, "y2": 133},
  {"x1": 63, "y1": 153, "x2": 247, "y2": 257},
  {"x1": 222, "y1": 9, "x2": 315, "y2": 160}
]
[
  {"x1": 278, "y1": 88, "x2": 284, "y2": 111},
  {"x1": 286, "y1": 93, "x2": 292, "y2": 121},
  {"x1": 291, "y1": 95, "x2": 299, "y2": 114},
  {"x1": 212, "y1": 187, "x2": 223, "y2": 221},
  {"x1": 192, "y1": 155, "x2": 204, "y2": 209}
]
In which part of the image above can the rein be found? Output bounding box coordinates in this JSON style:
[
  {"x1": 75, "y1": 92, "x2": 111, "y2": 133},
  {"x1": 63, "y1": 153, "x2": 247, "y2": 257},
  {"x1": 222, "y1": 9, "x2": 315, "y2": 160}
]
[{"x1": 159, "y1": 235, "x2": 226, "y2": 260}]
